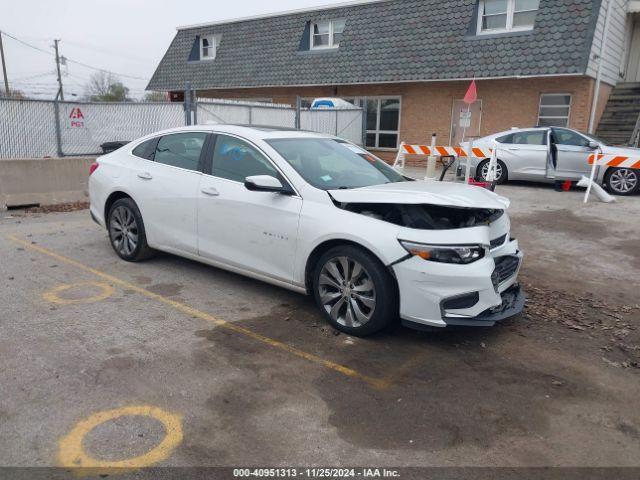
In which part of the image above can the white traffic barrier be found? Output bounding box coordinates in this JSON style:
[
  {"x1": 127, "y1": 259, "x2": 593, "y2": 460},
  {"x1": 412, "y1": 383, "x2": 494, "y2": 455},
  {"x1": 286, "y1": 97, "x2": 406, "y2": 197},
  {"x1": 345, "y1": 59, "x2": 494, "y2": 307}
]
[
  {"x1": 393, "y1": 142, "x2": 493, "y2": 172},
  {"x1": 578, "y1": 176, "x2": 616, "y2": 203}
]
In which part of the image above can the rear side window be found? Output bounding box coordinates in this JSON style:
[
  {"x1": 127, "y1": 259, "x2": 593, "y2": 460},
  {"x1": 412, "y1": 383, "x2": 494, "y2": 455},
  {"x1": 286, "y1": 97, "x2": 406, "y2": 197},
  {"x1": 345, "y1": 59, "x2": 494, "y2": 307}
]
[
  {"x1": 495, "y1": 134, "x2": 513, "y2": 144},
  {"x1": 132, "y1": 139, "x2": 156, "y2": 160},
  {"x1": 153, "y1": 132, "x2": 207, "y2": 171},
  {"x1": 511, "y1": 130, "x2": 547, "y2": 145}
]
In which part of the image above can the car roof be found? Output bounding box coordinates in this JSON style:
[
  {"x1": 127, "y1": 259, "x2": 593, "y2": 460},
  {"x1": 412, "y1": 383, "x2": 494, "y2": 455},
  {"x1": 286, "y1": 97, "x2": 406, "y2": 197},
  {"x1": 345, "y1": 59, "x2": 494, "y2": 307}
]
[{"x1": 137, "y1": 124, "x2": 335, "y2": 143}]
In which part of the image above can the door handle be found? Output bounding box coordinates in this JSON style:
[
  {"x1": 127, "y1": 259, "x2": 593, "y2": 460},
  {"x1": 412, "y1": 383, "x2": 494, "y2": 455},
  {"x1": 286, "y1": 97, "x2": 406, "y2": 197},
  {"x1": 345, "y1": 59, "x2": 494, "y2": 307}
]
[
  {"x1": 201, "y1": 187, "x2": 220, "y2": 197},
  {"x1": 137, "y1": 172, "x2": 153, "y2": 180}
]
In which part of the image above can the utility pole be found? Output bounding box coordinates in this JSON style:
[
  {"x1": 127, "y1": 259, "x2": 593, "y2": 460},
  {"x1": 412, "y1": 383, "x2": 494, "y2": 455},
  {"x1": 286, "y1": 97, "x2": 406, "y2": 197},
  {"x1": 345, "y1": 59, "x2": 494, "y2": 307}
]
[
  {"x1": 0, "y1": 31, "x2": 9, "y2": 96},
  {"x1": 54, "y1": 39, "x2": 64, "y2": 101}
]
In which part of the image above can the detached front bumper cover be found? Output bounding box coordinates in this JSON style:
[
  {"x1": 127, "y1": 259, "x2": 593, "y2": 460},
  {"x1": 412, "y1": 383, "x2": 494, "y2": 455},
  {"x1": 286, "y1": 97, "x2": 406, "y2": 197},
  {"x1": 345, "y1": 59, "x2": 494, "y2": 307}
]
[{"x1": 443, "y1": 285, "x2": 526, "y2": 326}]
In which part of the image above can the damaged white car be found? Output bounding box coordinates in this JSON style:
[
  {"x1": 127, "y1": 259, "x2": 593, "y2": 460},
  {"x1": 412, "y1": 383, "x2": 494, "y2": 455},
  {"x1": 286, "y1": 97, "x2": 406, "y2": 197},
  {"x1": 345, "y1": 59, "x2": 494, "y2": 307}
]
[{"x1": 89, "y1": 126, "x2": 525, "y2": 337}]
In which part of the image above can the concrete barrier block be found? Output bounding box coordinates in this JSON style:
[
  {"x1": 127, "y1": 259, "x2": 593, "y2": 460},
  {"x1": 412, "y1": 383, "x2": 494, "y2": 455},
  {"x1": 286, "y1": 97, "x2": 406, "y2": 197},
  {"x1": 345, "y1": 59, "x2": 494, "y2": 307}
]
[{"x1": 0, "y1": 157, "x2": 96, "y2": 208}]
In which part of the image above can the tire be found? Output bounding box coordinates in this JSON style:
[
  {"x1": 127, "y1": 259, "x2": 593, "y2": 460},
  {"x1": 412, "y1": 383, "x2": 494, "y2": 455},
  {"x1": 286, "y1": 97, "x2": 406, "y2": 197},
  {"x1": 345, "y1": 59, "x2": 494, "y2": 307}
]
[
  {"x1": 604, "y1": 168, "x2": 639, "y2": 196},
  {"x1": 107, "y1": 198, "x2": 155, "y2": 262},
  {"x1": 312, "y1": 245, "x2": 398, "y2": 337},
  {"x1": 476, "y1": 159, "x2": 508, "y2": 185}
]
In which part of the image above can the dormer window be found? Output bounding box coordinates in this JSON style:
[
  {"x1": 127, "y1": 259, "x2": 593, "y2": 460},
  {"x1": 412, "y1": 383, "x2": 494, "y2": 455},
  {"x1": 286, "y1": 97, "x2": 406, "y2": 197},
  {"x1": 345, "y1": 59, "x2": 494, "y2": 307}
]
[
  {"x1": 311, "y1": 19, "x2": 346, "y2": 49},
  {"x1": 200, "y1": 35, "x2": 216, "y2": 60},
  {"x1": 477, "y1": 0, "x2": 539, "y2": 34}
]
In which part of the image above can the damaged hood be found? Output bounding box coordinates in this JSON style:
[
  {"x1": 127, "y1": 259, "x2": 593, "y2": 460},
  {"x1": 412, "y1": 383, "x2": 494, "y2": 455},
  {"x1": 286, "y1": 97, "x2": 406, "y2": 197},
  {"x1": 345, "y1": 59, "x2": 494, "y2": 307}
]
[{"x1": 328, "y1": 181, "x2": 510, "y2": 210}]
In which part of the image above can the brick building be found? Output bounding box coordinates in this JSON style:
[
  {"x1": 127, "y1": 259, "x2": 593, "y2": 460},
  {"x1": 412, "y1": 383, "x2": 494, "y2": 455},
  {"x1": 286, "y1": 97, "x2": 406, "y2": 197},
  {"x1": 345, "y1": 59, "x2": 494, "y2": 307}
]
[{"x1": 148, "y1": 0, "x2": 639, "y2": 161}]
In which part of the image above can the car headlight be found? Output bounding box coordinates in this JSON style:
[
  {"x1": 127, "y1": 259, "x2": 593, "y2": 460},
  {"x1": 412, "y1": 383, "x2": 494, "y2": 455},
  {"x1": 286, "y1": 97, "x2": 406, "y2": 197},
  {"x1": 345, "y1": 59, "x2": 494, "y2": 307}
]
[{"x1": 399, "y1": 241, "x2": 486, "y2": 265}]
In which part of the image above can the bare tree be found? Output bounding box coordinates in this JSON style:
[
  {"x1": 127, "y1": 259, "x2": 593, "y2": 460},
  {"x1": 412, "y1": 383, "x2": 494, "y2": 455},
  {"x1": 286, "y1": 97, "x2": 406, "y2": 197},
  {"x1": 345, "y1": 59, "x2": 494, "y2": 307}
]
[
  {"x1": 143, "y1": 91, "x2": 168, "y2": 102},
  {"x1": 85, "y1": 71, "x2": 130, "y2": 102},
  {"x1": 0, "y1": 87, "x2": 25, "y2": 99}
]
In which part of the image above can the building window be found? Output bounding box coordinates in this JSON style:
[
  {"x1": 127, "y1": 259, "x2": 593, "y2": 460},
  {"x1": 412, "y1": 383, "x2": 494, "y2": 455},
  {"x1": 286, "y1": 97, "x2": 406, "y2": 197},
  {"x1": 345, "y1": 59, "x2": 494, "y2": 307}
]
[
  {"x1": 311, "y1": 19, "x2": 346, "y2": 49},
  {"x1": 365, "y1": 97, "x2": 401, "y2": 149},
  {"x1": 200, "y1": 36, "x2": 216, "y2": 60},
  {"x1": 477, "y1": 0, "x2": 540, "y2": 34},
  {"x1": 537, "y1": 94, "x2": 572, "y2": 127},
  {"x1": 299, "y1": 96, "x2": 401, "y2": 149}
]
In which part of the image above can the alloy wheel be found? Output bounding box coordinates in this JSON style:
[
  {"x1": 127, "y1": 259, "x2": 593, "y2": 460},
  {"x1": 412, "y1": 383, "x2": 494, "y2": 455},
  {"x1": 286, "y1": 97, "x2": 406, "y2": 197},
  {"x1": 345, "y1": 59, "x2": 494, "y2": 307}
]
[
  {"x1": 609, "y1": 169, "x2": 638, "y2": 194},
  {"x1": 318, "y1": 256, "x2": 376, "y2": 328},
  {"x1": 481, "y1": 162, "x2": 503, "y2": 182},
  {"x1": 110, "y1": 206, "x2": 139, "y2": 256}
]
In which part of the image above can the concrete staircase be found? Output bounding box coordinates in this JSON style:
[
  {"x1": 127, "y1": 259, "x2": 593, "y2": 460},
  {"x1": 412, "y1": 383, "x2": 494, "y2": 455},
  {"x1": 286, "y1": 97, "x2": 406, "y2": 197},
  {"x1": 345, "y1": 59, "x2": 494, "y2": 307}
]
[{"x1": 596, "y1": 82, "x2": 640, "y2": 147}]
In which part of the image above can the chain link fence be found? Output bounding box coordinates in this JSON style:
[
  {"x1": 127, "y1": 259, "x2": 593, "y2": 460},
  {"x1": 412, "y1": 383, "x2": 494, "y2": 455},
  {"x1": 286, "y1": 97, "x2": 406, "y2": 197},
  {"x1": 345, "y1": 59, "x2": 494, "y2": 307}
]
[{"x1": 0, "y1": 96, "x2": 363, "y2": 159}]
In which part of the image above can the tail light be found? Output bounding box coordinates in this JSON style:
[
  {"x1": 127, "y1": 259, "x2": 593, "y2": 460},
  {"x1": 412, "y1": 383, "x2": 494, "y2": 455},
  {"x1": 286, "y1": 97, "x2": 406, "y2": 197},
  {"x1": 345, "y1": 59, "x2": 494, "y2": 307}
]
[{"x1": 89, "y1": 162, "x2": 100, "y2": 176}]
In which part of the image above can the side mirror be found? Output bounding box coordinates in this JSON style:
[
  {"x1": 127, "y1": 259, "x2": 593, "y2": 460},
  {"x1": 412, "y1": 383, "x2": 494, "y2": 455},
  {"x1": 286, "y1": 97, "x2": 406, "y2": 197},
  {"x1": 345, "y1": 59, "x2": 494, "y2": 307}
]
[
  {"x1": 588, "y1": 141, "x2": 599, "y2": 150},
  {"x1": 244, "y1": 175, "x2": 292, "y2": 194}
]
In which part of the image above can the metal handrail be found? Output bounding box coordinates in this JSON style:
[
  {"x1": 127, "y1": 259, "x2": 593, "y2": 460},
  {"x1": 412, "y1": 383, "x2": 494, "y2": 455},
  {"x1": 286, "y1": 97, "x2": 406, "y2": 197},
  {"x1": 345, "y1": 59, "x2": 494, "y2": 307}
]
[{"x1": 630, "y1": 111, "x2": 640, "y2": 148}]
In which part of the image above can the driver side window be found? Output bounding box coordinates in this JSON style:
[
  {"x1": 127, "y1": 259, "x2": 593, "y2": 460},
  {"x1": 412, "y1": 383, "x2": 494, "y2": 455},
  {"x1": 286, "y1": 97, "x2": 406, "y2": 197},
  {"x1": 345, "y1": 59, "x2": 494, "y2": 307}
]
[
  {"x1": 553, "y1": 128, "x2": 589, "y2": 147},
  {"x1": 211, "y1": 135, "x2": 279, "y2": 183}
]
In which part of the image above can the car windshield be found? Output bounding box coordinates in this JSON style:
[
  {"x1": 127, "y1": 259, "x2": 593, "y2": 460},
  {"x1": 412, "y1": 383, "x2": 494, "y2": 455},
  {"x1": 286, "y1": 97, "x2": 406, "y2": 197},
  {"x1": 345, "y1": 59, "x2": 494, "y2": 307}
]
[
  {"x1": 580, "y1": 131, "x2": 608, "y2": 146},
  {"x1": 266, "y1": 138, "x2": 406, "y2": 190}
]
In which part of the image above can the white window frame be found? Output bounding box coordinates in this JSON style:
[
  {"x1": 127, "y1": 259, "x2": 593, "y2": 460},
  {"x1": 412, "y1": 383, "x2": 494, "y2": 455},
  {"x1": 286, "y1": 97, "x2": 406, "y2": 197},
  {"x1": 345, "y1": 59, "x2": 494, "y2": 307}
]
[
  {"x1": 537, "y1": 93, "x2": 572, "y2": 128},
  {"x1": 200, "y1": 35, "x2": 216, "y2": 61},
  {"x1": 300, "y1": 96, "x2": 402, "y2": 150},
  {"x1": 477, "y1": 0, "x2": 539, "y2": 35},
  {"x1": 310, "y1": 19, "x2": 346, "y2": 50},
  {"x1": 362, "y1": 96, "x2": 402, "y2": 151}
]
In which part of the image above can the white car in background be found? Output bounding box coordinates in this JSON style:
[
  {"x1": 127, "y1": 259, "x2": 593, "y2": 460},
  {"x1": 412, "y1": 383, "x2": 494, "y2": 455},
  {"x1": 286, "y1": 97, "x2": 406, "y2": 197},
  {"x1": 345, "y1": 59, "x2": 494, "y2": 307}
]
[
  {"x1": 89, "y1": 125, "x2": 524, "y2": 336},
  {"x1": 465, "y1": 127, "x2": 640, "y2": 195}
]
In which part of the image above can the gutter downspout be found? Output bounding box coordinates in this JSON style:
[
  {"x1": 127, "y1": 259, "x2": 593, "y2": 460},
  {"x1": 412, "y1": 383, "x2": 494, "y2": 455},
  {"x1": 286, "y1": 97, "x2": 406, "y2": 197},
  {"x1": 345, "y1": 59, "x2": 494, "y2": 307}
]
[{"x1": 589, "y1": 0, "x2": 615, "y2": 134}]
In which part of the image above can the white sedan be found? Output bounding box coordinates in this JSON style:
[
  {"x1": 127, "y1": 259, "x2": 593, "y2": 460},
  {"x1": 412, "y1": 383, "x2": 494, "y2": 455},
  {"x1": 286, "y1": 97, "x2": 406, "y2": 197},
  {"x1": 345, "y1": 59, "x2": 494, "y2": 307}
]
[
  {"x1": 464, "y1": 127, "x2": 639, "y2": 195},
  {"x1": 89, "y1": 126, "x2": 524, "y2": 336}
]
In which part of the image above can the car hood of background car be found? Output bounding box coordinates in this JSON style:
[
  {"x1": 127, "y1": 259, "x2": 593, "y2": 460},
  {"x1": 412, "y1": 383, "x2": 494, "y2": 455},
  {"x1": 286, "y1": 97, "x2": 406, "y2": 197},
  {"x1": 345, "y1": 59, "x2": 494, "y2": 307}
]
[
  {"x1": 601, "y1": 145, "x2": 640, "y2": 157},
  {"x1": 328, "y1": 181, "x2": 510, "y2": 210}
]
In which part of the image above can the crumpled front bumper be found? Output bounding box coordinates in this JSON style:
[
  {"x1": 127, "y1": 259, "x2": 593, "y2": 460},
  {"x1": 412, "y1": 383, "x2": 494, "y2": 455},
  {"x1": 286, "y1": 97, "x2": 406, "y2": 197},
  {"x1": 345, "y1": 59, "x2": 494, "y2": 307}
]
[{"x1": 393, "y1": 238, "x2": 525, "y2": 328}]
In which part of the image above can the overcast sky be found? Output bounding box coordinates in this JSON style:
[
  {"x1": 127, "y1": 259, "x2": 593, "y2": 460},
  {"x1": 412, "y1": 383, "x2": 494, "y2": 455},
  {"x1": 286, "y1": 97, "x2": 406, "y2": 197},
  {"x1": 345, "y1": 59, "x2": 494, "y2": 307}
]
[{"x1": 0, "y1": 0, "x2": 348, "y2": 99}]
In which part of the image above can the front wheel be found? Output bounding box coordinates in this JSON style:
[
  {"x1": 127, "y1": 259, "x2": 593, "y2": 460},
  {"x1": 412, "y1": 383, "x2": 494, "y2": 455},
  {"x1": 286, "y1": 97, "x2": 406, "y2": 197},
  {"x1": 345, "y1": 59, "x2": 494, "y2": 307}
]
[
  {"x1": 312, "y1": 245, "x2": 398, "y2": 337},
  {"x1": 476, "y1": 159, "x2": 508, "y2": 184},
  {"x1": 604, "y1": 168, "x2": 639, "y2": 196}
]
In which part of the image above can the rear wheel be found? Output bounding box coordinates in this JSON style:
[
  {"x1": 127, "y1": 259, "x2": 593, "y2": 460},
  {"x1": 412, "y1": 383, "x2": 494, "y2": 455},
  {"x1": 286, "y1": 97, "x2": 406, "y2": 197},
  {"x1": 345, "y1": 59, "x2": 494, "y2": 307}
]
[
  {"x1": 476, "y1": 159, "x2": 508, "y2": 184},
  {"x1": 604, "y1": 168, "x2": 639, "y2": 196},
  {"x1": 108, "y1": 198, "x2": 155, "y2": 262},
  {"x1": 312, "y1": 245, "x2": 397, "y2": 337}
]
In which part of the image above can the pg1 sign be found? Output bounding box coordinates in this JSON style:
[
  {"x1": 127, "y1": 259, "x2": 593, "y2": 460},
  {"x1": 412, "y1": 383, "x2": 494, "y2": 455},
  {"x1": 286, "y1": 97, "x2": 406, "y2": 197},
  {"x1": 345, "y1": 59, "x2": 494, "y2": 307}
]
[{"x1": 66, "y1": 106, "x2": 87, "y2": 129}]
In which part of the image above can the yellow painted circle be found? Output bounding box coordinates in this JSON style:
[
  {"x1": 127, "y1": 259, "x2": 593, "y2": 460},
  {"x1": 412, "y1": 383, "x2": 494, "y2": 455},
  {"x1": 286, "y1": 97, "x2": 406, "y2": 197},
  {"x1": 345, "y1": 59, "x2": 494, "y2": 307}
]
[
  {"x1": 43, "y1": 282, "x2": 115, "y2": 305},
  {"x1": 58, "y1": 405, "x2": 183, "y2": 470}
]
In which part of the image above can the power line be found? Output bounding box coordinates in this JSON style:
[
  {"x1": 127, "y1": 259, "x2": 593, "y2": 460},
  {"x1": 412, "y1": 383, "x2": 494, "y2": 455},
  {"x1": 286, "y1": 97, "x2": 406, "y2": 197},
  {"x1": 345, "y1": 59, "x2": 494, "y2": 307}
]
[
  {"x1": 0, "y1": 30, "x2": 54, "y2": 56},
  {"x1": 64, "y1": 57, "x2": 149, "y2": 81},
  {"x1": 0, "y1": 30, "x2": 150, "y2": 82}
]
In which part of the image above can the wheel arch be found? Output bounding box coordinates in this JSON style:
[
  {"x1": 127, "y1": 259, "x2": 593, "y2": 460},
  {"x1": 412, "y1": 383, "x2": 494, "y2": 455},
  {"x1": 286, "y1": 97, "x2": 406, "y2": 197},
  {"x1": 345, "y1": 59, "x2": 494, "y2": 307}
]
[
  {"x1": 303, "y1": 239, "x2": 399, "y2": 295},
  {"x1": 104, "y1": 191, "x2": 135, "y2": 228}
]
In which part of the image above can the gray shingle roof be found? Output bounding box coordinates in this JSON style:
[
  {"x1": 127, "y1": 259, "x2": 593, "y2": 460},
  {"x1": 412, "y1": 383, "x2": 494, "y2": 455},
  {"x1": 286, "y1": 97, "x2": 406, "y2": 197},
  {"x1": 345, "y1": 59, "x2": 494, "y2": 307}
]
[{"x1": 147, "y1": 0, "x2": 601, "y2": 91}]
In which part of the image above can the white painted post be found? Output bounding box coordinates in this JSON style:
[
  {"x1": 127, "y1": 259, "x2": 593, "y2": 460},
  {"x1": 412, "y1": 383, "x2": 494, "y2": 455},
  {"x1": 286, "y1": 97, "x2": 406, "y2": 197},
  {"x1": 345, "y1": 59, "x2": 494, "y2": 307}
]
[
  {"x1": 486, "y1": 141, "x2": 498, "y2": 182},
  {"x1": 394, "y1": 142, "x2": 406, "y2": 171},
  {"x1": 465, "y1": 138, "x2": 474, "y2": 184},
  {"x1": 584, "y1": 149, "x2": 601, "y2": 203},
  {"x1": 425, "y1": 133, "x2": 437, "y2": 181}
]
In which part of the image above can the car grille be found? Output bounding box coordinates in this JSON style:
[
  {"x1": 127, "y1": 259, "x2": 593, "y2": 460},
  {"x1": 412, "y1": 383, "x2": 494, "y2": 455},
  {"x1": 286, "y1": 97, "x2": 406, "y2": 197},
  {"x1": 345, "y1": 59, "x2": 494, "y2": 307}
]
[
  {"x1": 494, "y1": 255, "x2": 520, "y2": 284},
  {"x1": 490, "y1": 234, "x2": 507, "y2": 250}
]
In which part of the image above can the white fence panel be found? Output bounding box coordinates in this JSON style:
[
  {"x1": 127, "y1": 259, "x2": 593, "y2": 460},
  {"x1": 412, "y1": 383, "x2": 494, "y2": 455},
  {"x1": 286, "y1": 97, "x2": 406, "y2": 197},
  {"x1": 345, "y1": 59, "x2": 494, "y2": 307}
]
[
  {"x1": 59, "y1": 102, "x2": 184, "y2": 155},
  {"x1": 0, "y1": 99, "x2": 58, "y2": 158},
  {"x1": 0, "y1": 97, "x2": 363, "y2": 159},
  {"x1": 250, "y1": 107, "x2": 296, "y2": 128}
]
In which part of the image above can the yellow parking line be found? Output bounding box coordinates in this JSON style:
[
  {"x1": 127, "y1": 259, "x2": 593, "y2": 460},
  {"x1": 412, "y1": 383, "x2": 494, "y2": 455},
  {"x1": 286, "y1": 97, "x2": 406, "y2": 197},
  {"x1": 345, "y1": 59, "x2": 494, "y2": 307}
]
[
  {"x1": 7, "y1": 234, "x2": 387, "y2": 389},
  {"x1": 58, "y1": 405, "x2": 183, "y2": 471}
]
